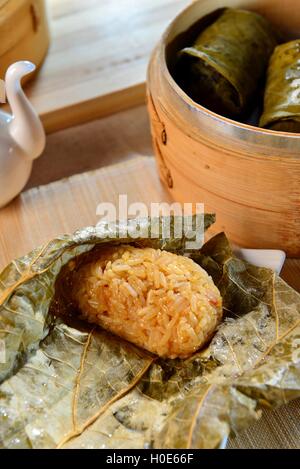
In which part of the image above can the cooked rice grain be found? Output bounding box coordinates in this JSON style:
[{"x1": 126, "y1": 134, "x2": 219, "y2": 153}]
[{"x1": 72, "y1": 245, "x2": 222, "y2": 358}]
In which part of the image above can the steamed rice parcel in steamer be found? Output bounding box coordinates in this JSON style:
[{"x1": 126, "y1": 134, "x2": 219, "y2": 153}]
[
  {"x1": 260, "y1": 39, "x2": 300, "y2": 132},
  {"x1": 176, "y1": 8, "x2": 277, "y2": 118},
  {"x1": 174, "y1": 6, "x2": 300, "y2": 132}
]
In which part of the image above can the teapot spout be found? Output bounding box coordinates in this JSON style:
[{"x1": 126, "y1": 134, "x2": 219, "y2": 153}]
[{"x1": 6, "y1": 61, "x2": 45, "y2": 160}]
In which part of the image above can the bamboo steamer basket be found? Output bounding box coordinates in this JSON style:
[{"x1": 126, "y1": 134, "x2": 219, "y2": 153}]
[
  {"x1": 147, "y1": 0, "x2": 300, "y2": 257},
  {"x1": 0, "y1": 0, "x2": 50, "y2": 81}
]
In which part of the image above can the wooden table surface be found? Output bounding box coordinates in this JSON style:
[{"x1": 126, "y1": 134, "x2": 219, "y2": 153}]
[{"x1": 22, "y1": 0, "x2": 190, "y2": 133}]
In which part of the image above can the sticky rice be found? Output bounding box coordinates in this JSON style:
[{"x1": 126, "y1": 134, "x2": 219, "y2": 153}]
[{"x1": 71, "y1": 245, "x2": 222, "y2": 358}]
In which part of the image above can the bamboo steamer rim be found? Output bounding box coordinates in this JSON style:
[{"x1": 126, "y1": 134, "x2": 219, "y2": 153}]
[{"x1": 158, "y1": 0, "x2": 300, "y2": 140}]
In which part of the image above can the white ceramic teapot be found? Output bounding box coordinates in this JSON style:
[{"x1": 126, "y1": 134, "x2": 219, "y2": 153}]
[{"x1": 0, "y1": 61, "x2": 45, "y2": 208}]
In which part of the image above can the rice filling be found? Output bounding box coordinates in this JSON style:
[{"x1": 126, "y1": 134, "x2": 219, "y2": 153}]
[{"x1": 71, "y1": 245, "x2": 222, "y2": 359}]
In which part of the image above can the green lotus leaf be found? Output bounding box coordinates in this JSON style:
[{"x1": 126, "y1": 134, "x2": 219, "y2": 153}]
[
  {"x1": 260, "y1": 39, "x2": 300, "y2": 132},
  {"x1": 0, "y1": 216, "x2": 299, "y2": 449},
  {"x1": 177, "y1": 8, "x2": 277, "y2": 118}
]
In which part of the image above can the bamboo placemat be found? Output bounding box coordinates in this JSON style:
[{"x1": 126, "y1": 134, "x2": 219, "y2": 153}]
[
  {"x1": 0, "y1": 158, "x2": 172, "y2": 268},
  {"x1": 0, "y1": 156, "x2": 299, "y2": 449}
]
